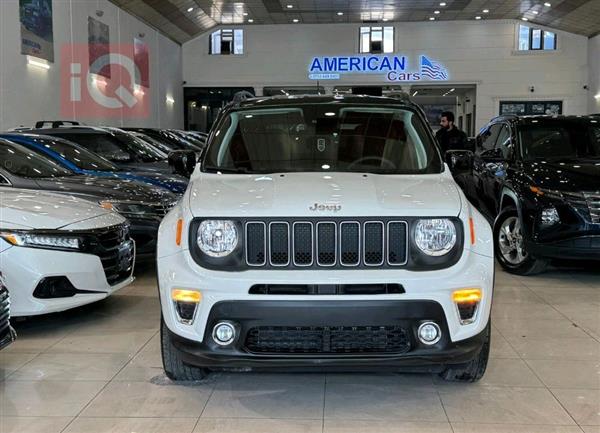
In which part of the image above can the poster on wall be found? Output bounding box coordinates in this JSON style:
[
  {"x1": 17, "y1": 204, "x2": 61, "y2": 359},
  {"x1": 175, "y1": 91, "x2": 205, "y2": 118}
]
[
  {"x1": 19, "y1": 0, "x2": 54, "y2": 62},
  {"x1": 88, "y1": 16, "x2": 111, "y2": 79},
  {"x1": 133, "y1": 38, "x2": 149, "y2": 88}
]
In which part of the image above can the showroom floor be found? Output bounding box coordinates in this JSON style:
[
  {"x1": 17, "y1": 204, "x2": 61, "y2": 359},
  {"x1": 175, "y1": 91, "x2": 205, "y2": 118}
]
[{"x1": 0, "y1": 264, "x2": 598, "y2": 433}]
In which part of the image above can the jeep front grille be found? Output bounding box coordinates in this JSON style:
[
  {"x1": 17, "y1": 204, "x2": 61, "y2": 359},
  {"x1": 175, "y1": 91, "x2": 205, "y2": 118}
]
[
  {"x1": 245, "y1": 219, "x2": 408, "y2": 269},
  {"x1": 245, "y1": 325, "x2": 411, "y2": 354}
]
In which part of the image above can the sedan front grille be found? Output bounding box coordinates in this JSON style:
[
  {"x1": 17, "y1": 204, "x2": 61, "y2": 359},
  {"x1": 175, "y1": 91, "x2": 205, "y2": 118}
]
[
  {"x1": 81, "y1": 224, "x2": 134, "y2": 286},
  {"x1": 584, "y1": 192, "x2": 600, "y2": 224},
  {"x1": 244, "y1": 218, "x2": 408, "y2": 269}
]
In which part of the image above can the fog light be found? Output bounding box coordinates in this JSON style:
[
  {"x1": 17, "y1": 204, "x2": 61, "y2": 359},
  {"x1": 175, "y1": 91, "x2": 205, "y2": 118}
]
[
  {"x1": 212, "y1": 322, "x2": 236, "y2": 346},
  {"x1": 417, "y1": 322, "x2": 441, "y2": 345},
  {"x1": 541, "y1": 207, "x2": 560, "y2": 226}
]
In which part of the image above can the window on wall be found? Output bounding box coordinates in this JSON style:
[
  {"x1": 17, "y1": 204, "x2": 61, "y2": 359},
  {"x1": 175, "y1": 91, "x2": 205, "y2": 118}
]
[
  {"x1": 210, "y1": 29, "x2": 244, "y2": 55},
  {"x1": 359, "y1": 26, "x2": 394, "y2": 53},
  {"x1": 518, "y1": 25, "x2": 557, "y2": 51}
]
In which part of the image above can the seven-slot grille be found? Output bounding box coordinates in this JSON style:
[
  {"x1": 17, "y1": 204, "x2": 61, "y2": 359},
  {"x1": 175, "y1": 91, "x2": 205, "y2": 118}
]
[{"x1": 245, "y1": 219, "x2": 408, "y2": 269}]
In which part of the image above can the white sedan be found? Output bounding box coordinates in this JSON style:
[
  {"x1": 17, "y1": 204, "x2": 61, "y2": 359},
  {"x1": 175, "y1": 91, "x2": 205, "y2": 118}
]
[{"x1": 0, "y1": 188, "x2": 135, "y2": 316}]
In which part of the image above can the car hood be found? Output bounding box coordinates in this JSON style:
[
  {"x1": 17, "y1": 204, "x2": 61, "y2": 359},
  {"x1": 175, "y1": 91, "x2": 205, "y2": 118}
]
[
  {"x1": 119, "y1": 161, "x2": 171, "y2": 174},
  {"x1": 33, "y1": 174, "x2": 179, "y2": 203},
  {"x1": 0, "y1": 188, "x2": 123, "y2": 230},
  {"x1": 523, "y1": 160, "x2": 600, "y2": 191},
  {"x1": 188, "y1": 171, "x2": 462, "y2": 218}
]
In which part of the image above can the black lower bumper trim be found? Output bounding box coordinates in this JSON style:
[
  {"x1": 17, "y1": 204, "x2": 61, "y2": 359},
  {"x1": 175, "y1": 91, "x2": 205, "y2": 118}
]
[
  {"x1": 527, "y1": 237, "x2": 600, "y2": 260},
  {"x1": 168, "y1": 300, "x2": 487, "y2": 371}
]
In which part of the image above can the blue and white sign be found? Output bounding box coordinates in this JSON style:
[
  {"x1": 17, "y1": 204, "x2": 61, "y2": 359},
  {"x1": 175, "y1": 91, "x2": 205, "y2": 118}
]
[{"x1": 308, "y1": 55, "x2": 449, "y2": 82}]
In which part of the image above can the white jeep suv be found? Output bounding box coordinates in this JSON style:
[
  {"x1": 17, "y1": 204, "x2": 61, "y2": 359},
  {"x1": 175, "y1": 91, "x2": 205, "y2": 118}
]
[{"x1": 157, "y1": 95, "x2": 494, "y2": 382}]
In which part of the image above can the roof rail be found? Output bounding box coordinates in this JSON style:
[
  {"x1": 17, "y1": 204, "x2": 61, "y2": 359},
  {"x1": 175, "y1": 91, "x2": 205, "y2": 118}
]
[
  {"x1": 34, "y1": 120, "x2": 82, "y2": 129},
  {"x1": 386, "y1": 91, "x2": 412, "y2": 103}
]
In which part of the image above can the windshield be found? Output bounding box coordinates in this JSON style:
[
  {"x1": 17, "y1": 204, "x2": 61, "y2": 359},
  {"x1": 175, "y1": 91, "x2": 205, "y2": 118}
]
[
  {"x1": 112, "y1": 132, "x2": 167, "y2": 162},
  {"x1": 0, "y1": 140, "x2": 73, "y2": 178},
  {"x1": 133, "y1": 133, "x2": 175, "y2": 154},
  {"x1": 519, "y1": 120, "x2": 600, "y2": 160},
  {"x1": 54, "y1": 132, "x2": 135, "y2": 163},
  {"x1": 203, "y1": 104, "x2": 441, "y2": 174},
  {"x1": 18, "y1": 135, "x2": 119, "y2": 171}
]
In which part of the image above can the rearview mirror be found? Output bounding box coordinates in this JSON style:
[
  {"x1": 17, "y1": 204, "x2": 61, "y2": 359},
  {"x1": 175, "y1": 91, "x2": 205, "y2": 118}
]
[
  {"x1": 445, "y1": 150, "x2": 473, "y2": 174},
  {"x1": 168, "y1": 150, "x2": 197, "y2": 177}
]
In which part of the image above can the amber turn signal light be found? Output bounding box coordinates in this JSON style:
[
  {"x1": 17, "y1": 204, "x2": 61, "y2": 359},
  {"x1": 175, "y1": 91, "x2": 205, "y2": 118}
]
[
  {"x1": 175, "y1": 218, "x2": 183, "y2": 246},
  {"x1": 171, "y1": 289, "x2": 202, "y2": 303},
  {"x1": 469, "y1": 217, "x2": 475, "y2": 245},
  {"x1": 452, "y1": 288, "x2": 482, "y2": 304}
]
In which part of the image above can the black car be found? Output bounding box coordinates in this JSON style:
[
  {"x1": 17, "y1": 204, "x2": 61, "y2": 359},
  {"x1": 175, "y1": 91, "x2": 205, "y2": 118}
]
[
  {"x1": 451, "y1": 115, "x2": 600, "y2": 275},
  {"x1": 25, "y1": 126, "x2": 173, "y2": 175},
  {"x1": 0, "y1": 272, "x2": 16, "y2": 350},
  {"x1": 0, "y1": 138, "x2": 179, "y2": 260},
  {"x1": 122, "y1": 127, "x2": 203, "y2": 152}
]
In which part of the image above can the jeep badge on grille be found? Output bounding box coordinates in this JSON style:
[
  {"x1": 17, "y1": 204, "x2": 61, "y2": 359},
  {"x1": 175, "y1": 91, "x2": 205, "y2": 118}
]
[{"x1": 309, "y1": 203, "x2": 341, "y2": 212}]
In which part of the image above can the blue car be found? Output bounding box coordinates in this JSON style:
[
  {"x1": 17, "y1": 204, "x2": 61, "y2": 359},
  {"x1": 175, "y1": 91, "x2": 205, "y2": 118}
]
[{"x1": 1, "y1": 133, "x2": 189, "y2": 194}]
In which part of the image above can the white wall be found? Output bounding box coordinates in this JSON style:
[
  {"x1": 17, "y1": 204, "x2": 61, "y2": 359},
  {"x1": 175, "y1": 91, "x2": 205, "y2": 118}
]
[
  {"x1": 183, "y1": 20, "x2": 589, "y2": 130},
  {"x1": 0, "y1": 0, "x2": 183, "y2": 130},
  {"x1": 589, "y1": 35, "x2": 600, "y2": 113}
]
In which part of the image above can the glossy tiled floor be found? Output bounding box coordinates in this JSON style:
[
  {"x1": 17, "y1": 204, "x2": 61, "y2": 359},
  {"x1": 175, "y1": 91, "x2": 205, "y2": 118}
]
[{"x1": 1, "y1": 264, "x2": 599, "y2": 433}]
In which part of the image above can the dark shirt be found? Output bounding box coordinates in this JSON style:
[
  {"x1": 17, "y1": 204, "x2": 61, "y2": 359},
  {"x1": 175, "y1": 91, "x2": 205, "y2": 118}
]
[{"x1": 436, "y1": 126, "x2": 468, "y2": 154}]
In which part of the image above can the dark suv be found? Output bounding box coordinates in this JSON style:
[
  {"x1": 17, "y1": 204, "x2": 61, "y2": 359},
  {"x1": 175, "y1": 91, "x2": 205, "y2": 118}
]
[{"x1": 453, "y1": 115, "x2": 600, "y2": 275}]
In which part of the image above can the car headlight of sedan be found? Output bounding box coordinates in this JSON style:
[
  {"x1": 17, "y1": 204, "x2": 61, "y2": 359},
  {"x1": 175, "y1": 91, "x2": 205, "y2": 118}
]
[
  {"x1": 100, "y1": 200, "x2": 157, "y2": 217},
  {"x1": 0, "y1": 231, "x2": 81, "y2": 251},
  {"x1": 197, "y1": 220, "x2": 238, "y2": 257},
  {"x1": 414, "y1": 219, "x2": 457, "y2": 256}
]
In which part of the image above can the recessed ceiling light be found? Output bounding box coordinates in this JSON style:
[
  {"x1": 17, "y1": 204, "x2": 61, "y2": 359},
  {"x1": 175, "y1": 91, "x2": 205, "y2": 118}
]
[
  {"x1": 439, "y1": 2, "x2": 446, "y2": 6},
  {"x1": 287, "y1": 4, "x2": 293, "y2": 8},
  {"x1": 532, "y1": 10, "x2": 539, "y2": 15},
  {"x1": 243, "y1": 12, "x2": 248, "y2": 16},
  {"x1": 482, "y1": 9, "x2": 489, "y2": 13},
  {"x1": 337, "y1": 11, "x2": 343, "y2": 16},
  {"x1": 293, "y1": 18, "x2": 299, "y2": 22},
  {"x1": 544, "y1": 2, "x2": 551, "y2": 6},
  {"x1": 429, "y1": 17, "x2": 435, "y2": 20},
  {"x1": 434, "y1": 10, "x2": 440, "y2": 14},
  {"x1": 475, "y1": 16, "x2": 482, "y2": 19},
  {"x1": 382, "y1": 18, "x2": 388, "y2": 21},
  {"x1": 187, "y1": 7, "x2": 193, "y2": 12},
  {"x1": 248, "y1": 18, "x2": 254, "y2": 22},
  {"x1": 521, "y1": 17, "x2": 528, "y2": 21}
]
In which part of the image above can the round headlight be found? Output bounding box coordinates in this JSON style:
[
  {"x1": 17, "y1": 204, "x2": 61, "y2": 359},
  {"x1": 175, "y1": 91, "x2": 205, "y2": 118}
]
[
  {"x1": 197, "y1": 220, "x2": 238, "y2": 257},
  {"x1": 414, "y1": 219, "x2": 457, "y2": 256}
]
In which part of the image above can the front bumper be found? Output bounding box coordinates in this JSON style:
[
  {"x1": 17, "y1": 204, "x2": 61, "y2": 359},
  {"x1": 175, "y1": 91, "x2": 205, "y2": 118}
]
[
  {"x1": 526, "y1": 236, "x2": 600, "y2": 260},
  {"x1": 167, "y1": 300, "x2": 488, "y2": 371},
  {"x1": 1, "y1": 243, "x2": 134, "y2": 316}
]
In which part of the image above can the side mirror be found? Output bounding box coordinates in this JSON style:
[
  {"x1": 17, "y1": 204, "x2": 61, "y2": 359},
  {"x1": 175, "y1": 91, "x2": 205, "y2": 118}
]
[
  {"x1": 445, "y1": 150, "x2": 473, "y2": 174},
  {"x1": 168, "y1": 150, "x2": 197, "y2": 177}
]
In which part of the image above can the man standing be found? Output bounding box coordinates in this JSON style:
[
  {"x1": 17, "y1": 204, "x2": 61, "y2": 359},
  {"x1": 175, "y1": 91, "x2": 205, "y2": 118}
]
[{"x1": 435, "y1": 111, "x2": 468, "y2": 154}]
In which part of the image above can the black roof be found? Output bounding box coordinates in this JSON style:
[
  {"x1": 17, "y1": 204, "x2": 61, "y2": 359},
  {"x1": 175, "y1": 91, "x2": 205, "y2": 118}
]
[{"x1": 233, "y1": 94, "x2": 416, "y2": 110}]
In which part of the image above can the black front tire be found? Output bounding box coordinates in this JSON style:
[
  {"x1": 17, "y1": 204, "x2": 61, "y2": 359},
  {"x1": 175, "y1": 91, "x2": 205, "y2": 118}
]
[
  {"x1": 494, "y1": 207, "x2": 548, "y2": 275},
  {"x1": 439, "y1": 321, "x2": 491, "y2": 382},
  {"x1": 161, "y1": 318, "x2": 209, "y2": 381}
]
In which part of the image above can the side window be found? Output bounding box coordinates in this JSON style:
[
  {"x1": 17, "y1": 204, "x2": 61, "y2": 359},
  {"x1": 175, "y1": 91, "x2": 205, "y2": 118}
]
[
  {"x1": 479, "y1": 124, "x2": 502, "y2": 152},
  {"x1": 495, "y1": 124, "x2": 513, "y2": 159}
]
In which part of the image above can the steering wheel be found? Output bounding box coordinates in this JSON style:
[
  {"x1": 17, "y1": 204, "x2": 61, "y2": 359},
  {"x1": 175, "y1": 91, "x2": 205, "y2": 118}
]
[{"x1": 348, "y1": 156, "x2": 396, "y2": 170}]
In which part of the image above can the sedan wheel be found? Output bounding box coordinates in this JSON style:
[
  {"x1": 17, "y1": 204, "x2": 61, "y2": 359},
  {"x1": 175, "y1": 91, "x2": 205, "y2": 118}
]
[{"x1": 497, "y1": 216, "x2": 527, "y2": 265}]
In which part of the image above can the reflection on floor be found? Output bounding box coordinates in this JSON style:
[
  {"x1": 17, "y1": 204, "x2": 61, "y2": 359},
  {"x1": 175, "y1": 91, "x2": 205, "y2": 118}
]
[{"x1": 0, "y1": 263, "x2": 599, "y2": 433}]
